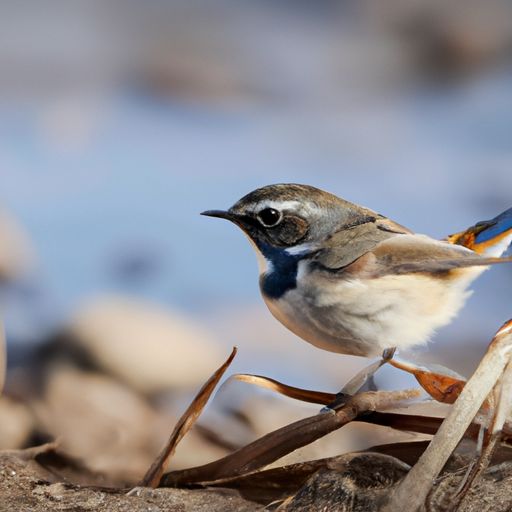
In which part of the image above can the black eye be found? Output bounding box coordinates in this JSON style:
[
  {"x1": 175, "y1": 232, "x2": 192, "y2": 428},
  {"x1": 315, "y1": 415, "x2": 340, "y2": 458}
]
[{"x1": 257, "y1": 208, "x2": 282, "y2": 227}]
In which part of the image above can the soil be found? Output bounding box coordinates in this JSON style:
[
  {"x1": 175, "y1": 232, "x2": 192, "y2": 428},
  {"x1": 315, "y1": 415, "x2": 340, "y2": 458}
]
[{"x1": 0, "y1": 449, "x2": 256, "y2": 512}]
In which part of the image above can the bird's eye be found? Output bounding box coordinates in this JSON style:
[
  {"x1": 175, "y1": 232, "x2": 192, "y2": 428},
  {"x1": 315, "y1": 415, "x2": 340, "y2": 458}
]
[{"x1": 257, "y1": 208, "x2": 282, "y2": 227}]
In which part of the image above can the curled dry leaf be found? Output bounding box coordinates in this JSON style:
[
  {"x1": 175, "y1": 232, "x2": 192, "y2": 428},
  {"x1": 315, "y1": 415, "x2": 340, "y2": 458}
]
[
  {"x1": 389, "y1": 358, "x2": 466, "y2": 404},
  {"x1": 232, "y1": 374, "x2": 336, "y2": 405},
  {"x1": 139, "y1": 347, "x2": 237, "y2": 488}
]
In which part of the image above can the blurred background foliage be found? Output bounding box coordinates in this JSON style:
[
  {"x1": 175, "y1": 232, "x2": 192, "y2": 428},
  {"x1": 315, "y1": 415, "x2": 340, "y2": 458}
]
[{"x1": 0, "y1": 0, "x2": 512, "y2": 480}]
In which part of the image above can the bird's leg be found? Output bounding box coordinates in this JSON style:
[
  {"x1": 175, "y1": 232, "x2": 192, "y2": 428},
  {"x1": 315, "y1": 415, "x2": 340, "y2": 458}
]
[
  {"x1": 382, "y1": 347, "x2": 396, "y2": 362},
  {"x1": 322, "y1": 347, "x2": 397, "y2": 411},
  {"x1": 342, "y1": 347, "x2": 397, "y2": 395}
]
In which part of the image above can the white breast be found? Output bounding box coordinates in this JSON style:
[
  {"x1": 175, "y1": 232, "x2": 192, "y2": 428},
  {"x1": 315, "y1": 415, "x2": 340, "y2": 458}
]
[{"x1": 262, "y1": 261, "x2": 482, "y2": 357}]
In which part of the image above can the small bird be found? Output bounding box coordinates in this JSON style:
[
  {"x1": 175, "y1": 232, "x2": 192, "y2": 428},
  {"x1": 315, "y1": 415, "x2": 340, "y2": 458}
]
[{"x1": 202, "y1": 184, "x2": 512, "y2": 359}]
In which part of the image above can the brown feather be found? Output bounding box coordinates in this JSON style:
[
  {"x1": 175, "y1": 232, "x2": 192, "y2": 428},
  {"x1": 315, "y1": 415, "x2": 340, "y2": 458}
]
[{"x1": 358, "y1": 235, "x2": 512, "y2": 278}]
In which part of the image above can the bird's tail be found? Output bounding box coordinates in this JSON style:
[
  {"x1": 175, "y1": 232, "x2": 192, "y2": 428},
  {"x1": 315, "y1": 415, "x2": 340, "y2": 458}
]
[{"x1": 447, "y1": 206, "x2": 512, "y2": 257}]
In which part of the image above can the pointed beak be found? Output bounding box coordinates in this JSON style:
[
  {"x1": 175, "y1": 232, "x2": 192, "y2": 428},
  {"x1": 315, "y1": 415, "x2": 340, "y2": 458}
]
[
  {"x1": 201, "y1": 209, "x2": 236, "y2": 221},
  {"x1": 201, "y1": 210, "x2": 252, "y2": 232}
]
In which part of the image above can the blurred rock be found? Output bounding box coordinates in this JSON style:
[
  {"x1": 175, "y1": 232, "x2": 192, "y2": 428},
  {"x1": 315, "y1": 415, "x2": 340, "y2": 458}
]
[
  {"x1": 278, "y1": 453, "x2": 409, "y2": 512},
  {"x1": 0, "y1": 210, "x2": 33, "y2": 283},
  {"x1": 64, "y1": 296, "x2": 223, "y2": 394},
  {"x1": 31, "y1": 367, "x2": 164, "y2": 482},
  {"x1": 30, "y1": 366, "x2": 228, "y2": 483},
  {"x1": 0, "y1": 396, "x2": 33, "y2": 450}
]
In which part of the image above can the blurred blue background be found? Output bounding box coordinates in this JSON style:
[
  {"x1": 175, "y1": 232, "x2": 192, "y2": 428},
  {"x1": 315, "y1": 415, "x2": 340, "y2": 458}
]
[{"x1": 1, "y1": 0, "x2": 512, "y2": 388}]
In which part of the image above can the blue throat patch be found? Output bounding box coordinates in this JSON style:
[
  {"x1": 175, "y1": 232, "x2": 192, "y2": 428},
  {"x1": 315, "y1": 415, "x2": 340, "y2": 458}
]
[{"x1": 258, "y1": 243, "x2": 308, "y2": 299}]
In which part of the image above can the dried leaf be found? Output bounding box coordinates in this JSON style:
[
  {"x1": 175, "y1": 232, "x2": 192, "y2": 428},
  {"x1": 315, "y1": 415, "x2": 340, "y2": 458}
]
[
  {"x1": 202, "y1": 456, "x2": 345, "y2": 504},
  {"x1": 160, "y1": 389, "x2": 420, "y2": 487},
  {"x1": 232, "y1": 374, "x2": 336, "y2": 405},
  {"x1": 413, "y1": 371, "x2": 465, "y2": 404},
  {"x1": 389, "y1": 359, "x2": 466, "y2": 404},
  {"x1": 363, "y1": 411, "x2": 445, "y2": 436},
  {"x1": 139, "y1": 346, "x2": 237, "y2": 488}
]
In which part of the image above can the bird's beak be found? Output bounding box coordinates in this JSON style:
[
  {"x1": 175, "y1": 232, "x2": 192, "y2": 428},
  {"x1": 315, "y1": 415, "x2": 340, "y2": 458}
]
[
  {"x1": 201, "y1": 210, "x2": 252, "y2": 231},
  {"x1": 201, "y1": 209, "x2": 237, "y2": 222}
]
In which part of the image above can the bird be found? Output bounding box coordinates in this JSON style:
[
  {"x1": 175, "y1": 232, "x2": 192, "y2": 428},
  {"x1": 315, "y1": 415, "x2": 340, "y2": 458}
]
[{"x1": 202, "y1": 184, "x2": 512, "y2": 360}]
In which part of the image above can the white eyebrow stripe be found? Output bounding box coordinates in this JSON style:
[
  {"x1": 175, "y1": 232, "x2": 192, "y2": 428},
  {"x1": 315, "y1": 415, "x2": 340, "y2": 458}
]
[
  {"x1": 246, "y1": 200, "x2": 301, "y2": 213},
  {"x1": 248, "y1": 200, "x2": 321, "y2": 215}
]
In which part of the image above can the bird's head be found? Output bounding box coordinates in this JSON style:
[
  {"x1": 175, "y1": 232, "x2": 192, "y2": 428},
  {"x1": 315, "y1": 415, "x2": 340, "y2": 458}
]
[{"x1": 202, "y1": 184, "x2": 377, "y2": 266}]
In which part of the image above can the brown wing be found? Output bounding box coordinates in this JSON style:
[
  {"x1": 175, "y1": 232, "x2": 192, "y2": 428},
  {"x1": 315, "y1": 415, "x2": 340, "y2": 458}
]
[
  {"x1": 375, "y1": 215, "x2": 414, "y2": 235},
  {"x1": 352, "y1": 234, "x2": 512, "y2": 278},
  {"x1": 313, "y1": 216, "x2": 412, "y2": 271}
]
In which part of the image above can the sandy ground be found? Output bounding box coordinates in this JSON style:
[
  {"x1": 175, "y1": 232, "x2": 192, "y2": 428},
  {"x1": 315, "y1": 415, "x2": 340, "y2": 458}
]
[
  {"x1": 2, "y1": 444, "x2": 512, "y2": 512},
  {"x1": 0, "y1": 449, "x2": 257, "y2": 512}
]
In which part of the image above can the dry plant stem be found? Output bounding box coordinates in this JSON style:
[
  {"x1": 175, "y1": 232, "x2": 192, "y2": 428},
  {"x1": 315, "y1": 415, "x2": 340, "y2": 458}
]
[
  {"x1": 383, "y1": 320, "x2": 512, "y2": 512},
  {"x1": 160, "y1": 388, "x2": 420, "y2": 487},
  {"x1": 489, "y1": 360, "x2": 512, "y2": 438},
  {"x1": 448, "y1": 396, "x2": 496, "y2": 509},
  {"x1": 449, "y1": 431, "x2": 501, "y2": 512},
  {"x1": 452, "y1": 359, "x2": 512, "y2": 511},
  {"x1": 139, "y1": 347, "x2": 237, "y2": 488}
]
